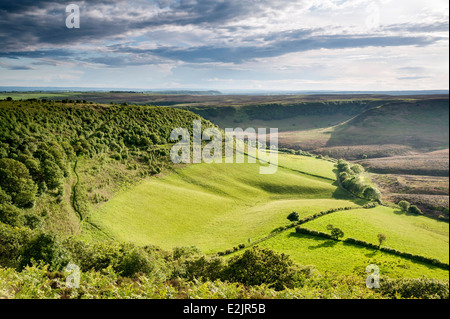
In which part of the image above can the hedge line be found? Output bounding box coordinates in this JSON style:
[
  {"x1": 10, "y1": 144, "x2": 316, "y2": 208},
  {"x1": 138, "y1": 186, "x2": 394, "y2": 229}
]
[
  {"x1": 217, "y1": 206, "x2": 356, "y2": 256},
  {"x1": 295, "y1": 227, "x2": 449, "y2": 270}
]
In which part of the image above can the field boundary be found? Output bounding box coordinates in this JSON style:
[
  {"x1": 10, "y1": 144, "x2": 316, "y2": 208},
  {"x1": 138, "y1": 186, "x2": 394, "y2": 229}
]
[
  {"x1": 216, "y1": 204, "x2": 449, "y2": 271},
  {"x1": 294, "y1": 226, "x2": 450, "y2": 270}
]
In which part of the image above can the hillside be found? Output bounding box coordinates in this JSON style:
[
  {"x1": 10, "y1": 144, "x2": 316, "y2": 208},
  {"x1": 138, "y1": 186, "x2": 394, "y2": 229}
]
[
  {"x1": 83, "y1": 152, "x2": 354, "y2": 251},
  {"x1": 326, "y1": 99, "x2": 449, "y2": 151},
  {"x1": 0, "y1": 99, "x2": 215, "y2": 234},
  {"x1": 0, "y1": 97, "x2": 448, "y2": 300}
]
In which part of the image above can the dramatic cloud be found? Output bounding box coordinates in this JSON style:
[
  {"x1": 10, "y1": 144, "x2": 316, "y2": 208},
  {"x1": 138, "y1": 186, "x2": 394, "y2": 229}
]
[{"x1": 0, "y1": 0, "x2": 448, "y2": 90}]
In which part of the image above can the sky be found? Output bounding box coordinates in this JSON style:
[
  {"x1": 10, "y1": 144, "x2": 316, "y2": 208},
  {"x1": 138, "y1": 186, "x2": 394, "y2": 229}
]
[{"x1": 0, "y1": 0, "x2": 448, "y2": 91}]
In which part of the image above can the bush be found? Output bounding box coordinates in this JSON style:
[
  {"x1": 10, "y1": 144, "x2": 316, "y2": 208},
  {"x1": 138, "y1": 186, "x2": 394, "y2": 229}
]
[
  {"x1": 380, "y1": 277, "x2": 449, "y2": 299},
  {"x1": 362, "y1": 186, "x2": 382, "y2": 202},
  {"x1": 408, "y1": 205, "x2": 423, "y2": 215},
  {"x1": 116, "y1": 247, "x2": 157, "y2": 277},
  {"x1": 398, "y1": 200, "x2": 410, "y2": 212},
  {"x1": 182, "y1": 255, "x2": 226, "y2": 281},
  {"x1": 222, "y1": 246, "x2": 298, "y2": 290},
  {"x1": 363, "y1": 201, "x2": 379, "y2": 209},
  {"x1": 0, "y1": 223, "x2": 34, "y2": 268},
  {"x1": 287, "y1": 211, "x2": 300, "y2": 222},
  {"x1": 0, "y1": 158, "x2": 37, "y2": 207},
  {"x1": 19, "y1": 233, "x2": 70, "y2": 271}
]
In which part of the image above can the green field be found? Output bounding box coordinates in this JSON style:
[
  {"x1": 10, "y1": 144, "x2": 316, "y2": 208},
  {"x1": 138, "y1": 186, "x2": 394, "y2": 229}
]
[
  {"x1": 305, "y1": 206, "x2": 449, "y2": 263},
  {"x1": 258, "y1": 230, "x2": 449, "y2": 279},
  {"x1": 83, "y1": 154, "x2": 353, "y2": 252},
  {"x1": 83, "y1": 152, "x2": 449, "y2": 280}
]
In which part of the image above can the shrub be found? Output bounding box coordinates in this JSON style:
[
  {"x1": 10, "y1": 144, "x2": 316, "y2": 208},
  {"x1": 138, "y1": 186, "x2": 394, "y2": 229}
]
[
  {"x1": 380, "y1": 277, "x2": 449, "y2": 299},
  {"x1": 287, "y1": 211, "x2": 300, "y2": 222},
  {"x1": 363, "y1": 202, "x2": 379, "y2": 209},
  {"x1": 408, "y1": 205, "x2": 423, "y2": 215},
  {"x1": 0, "y1": 223, "x2": 34, "y2": 268},
  {"x1": 222, "y1": 246, "x2": 298, "y2": 290},
  {"x1": 362, "y1": 186, "x2": 382, "y2": 202},
  {"x1": 183, "y1": 255, "x2": 226, "y2": 281},
  {"x1": 330, "y1": 227, "x2": 344, "y2": 240},
  {"x1": 116, "y1": 247, "x2": 156, "y2": 277},
  {"x1": 19, "y1": 233, "x2": 70, "y2": 271},
  {"x1": 398, "y1": 200, "x2": 410, "y2": 212},
  {"x1": 0, "y1": 158, "x2": 37, "y2": 207}
]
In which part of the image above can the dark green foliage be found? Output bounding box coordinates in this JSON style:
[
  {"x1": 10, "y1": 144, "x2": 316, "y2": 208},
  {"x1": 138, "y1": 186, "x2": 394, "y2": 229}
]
[
  {"x1": 362, "y1": 186, "x2": 382, "y2": 202},
  {"x1": 0, "y1": 158, "x2": 37, "y2": 207},
  {"x1": 287, "y1": 211, "x2": 300, "y2": 222},
  {"x1": 336, "y1": 159, "x2": 381, "y2": 201},
  {"x1": 380, "y1": 277, "x2": 449, "y2": 299},
  {"x1": 377, "y1": 233, "x2": 387, "y2": 248},
  {"x1": 41, "y1": 159, "x2": 64, "y2": 190},
  {"x1": 116, "y1": 247, "x2": 159, "y2": 277},
  {"x1": 0, "y1": 223, "x2": 34, "y2": 268},
  {"x1": 0, "y1": 203, "x2": 26, "y2": 227},
  {"x1": 62, "y1": 238, "x2": 170, "y2": 278},
  {"x1": 223, "y1": 246, "x2": 299, "y2": 290},
  {"x1": 181, "y1": 255, "x2": 226, "y2": 281},
  {"x1": 408, "y1": 205, "x2": 423, "y2": 215},
  {"x1": 330, "y1": 226, "x2": 344, "y2": 240},
  {"x1": 398, "y1": 200, "x2": 410, "y2": 212},
  {"x1": 363, "y1": 201, "x2": 379, "y2": 209},
  {"x1": 172, "y1": 246, "x2": 203, "y2": 260},
  {"x1": 0, "y1": 100, "x2": 215, "y2": 220},
  {"x1": 19, "y1": 232, "x2": 70, "y2": 271},
  {"x1": 0, "y1": 187, "x2": 12, "y2": 204}
]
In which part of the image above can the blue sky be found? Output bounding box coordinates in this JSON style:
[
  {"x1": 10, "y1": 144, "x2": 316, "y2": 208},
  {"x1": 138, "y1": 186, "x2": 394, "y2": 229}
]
[{"x1": 0, "y1": 0, "x2": 448, "y2": 91}]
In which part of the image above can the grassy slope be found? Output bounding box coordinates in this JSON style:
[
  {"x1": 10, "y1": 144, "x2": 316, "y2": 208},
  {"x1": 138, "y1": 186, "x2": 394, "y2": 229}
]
[
  {"x1": 83, "y1": 152, "x2": 449, "y2": 280},
  {"x1": 83, "y1": 154, "x2": 355, "y2": 252},
  {"x1": 304, "y1": 206, "x2": 449, "y2": 263},
  {"x1": 259, "y1": 230, "x2": 449, "y2": 279}
]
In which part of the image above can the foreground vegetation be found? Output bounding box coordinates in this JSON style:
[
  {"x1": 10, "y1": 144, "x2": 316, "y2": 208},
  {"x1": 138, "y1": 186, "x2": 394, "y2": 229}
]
[
  {"x1": 0, "y1": 97, "x2": 448, "y2": 299},
  {"x1": 0, "y1": 242, "x2": 448, "y2": 299}
]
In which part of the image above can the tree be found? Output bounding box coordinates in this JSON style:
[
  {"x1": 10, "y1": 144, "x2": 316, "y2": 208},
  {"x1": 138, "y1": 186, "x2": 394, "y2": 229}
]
[
  {"x1": 0, "y1": 158, "x2": 37, "y2": 207},
  {"x1": 337, "y1": 159, "x2": 351, "y2": 172},
  {"x1": 223, "y1": 246, "x2": 298, "y2": 290},
  {"x1": 377, "y1": 233, "x2": 386, "y2": 248},
  {"x1": 41, "y1": 159, "x2": 63, "y2": 190},
  {"x1": 287, "y1": 211, "x2": 300, "y2": 222},
  {"x1": 0, "y1": 187, "x2": 12, "y2": 204},
  {"x1": 398, "y1": 200, "x2": 410, "y2": 212},
  {"x1": 327, "y1": 224, "x2": 344, "y2": 240},
  {"x1": 331, "y1": 227, "x2": 344, "y2": 240},
  {"x1": 351, "y1": 164, "x2": 365, "y2": 174},
  {"x1": 408, "y1": 205, "x2": 423, "y2": 215},
  {"x1": 19, "y1": 233, "x2": 70, "y2": 271},
  {"x1": 363, "y1": 186, "x2": 382, "y2": 202}
]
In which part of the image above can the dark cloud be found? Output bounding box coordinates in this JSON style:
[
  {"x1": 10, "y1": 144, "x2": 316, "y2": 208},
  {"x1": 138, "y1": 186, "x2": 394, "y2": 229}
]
[{"x1": 0, "y1": 0, "x2": 446, "y2": 66}]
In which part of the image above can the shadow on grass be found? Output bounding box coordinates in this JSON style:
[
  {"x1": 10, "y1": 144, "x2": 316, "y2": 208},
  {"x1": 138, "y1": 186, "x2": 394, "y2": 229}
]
[
  {"x1": 393, "y1": 209, "x2": 422, "y2": 218},
  {"x1": 287, "y1": 232, "x2": 338, "y2": 250}
]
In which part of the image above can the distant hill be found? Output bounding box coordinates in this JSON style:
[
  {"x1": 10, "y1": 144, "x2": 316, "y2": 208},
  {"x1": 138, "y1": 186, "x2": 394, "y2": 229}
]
[{"x1": 326, "y1": 99, "x2": 449, "y2": 151}]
